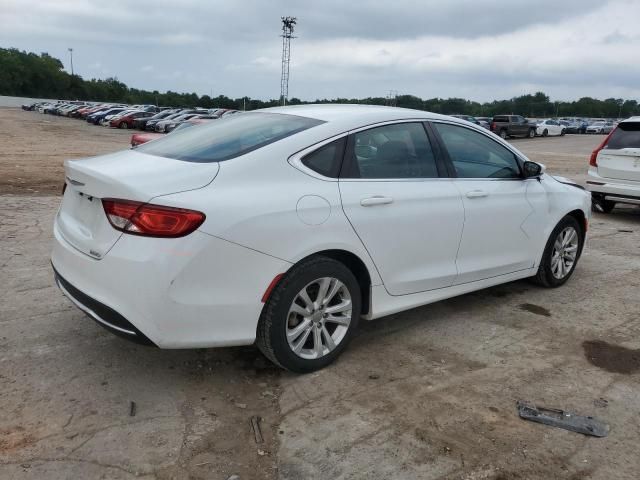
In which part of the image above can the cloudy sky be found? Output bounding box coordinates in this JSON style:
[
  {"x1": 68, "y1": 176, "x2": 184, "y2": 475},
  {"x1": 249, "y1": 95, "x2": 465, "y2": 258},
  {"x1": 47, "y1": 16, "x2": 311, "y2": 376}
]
[{"x1": 1, "y1": 0, "x2": 638, "y2": 102}]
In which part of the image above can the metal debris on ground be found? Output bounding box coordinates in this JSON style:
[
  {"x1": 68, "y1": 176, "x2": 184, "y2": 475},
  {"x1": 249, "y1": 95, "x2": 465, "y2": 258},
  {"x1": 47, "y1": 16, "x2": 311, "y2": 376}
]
[
  {"x1": 594, "y1": 397, "x2": 609, "y2": 408},
  {"x1": 251, "y1": 415, "x2": 264, "y2": 444},
  {"x1": 129, "y1": 401, "x2": 137, "y2": 417},
  {"x1": 516, "y1": 400, "x2": 609, "y2": 437}
]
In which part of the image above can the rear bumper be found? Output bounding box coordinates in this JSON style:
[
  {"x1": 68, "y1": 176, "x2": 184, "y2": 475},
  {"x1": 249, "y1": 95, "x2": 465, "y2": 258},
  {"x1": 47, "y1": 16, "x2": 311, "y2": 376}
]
[
  {"x1": 51, "y1": 220, "x2": 291, "y2": 348},
  {"x1": 53, "y1": 266, "x2": 156, "y2": 345},
  {"x1": 587, "y1": 168, "x2": 640, "y2": 204}
]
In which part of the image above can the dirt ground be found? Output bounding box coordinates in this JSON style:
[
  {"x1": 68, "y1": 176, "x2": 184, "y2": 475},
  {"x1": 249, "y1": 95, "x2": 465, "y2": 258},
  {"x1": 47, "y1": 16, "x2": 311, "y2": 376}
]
[{"x1": 1, "y1": 108, "x2": 639, "y2": 479}]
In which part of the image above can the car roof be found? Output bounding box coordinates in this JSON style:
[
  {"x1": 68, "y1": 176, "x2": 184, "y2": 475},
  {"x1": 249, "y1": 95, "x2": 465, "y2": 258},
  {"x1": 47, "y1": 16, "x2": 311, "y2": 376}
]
[
  {"x1": 261, "y1": 104, "x2": 452, "y2": 125},
  {"x1": 620, "y1": 116, "x2": 640, "y2": 123}
]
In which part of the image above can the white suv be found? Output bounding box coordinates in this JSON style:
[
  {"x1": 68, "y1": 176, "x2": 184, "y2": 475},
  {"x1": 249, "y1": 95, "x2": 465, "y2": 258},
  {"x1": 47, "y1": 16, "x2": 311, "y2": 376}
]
[{"x1": 587, "y1": 117, "x2": 640, "y2": 212}]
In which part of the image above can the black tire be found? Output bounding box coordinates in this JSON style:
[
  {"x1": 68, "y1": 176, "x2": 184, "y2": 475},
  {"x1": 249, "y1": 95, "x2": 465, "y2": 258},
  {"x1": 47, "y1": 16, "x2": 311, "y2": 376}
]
[
  {"x1": 499, "y1": 129, "x2": 508, "y2": 139},
  {"x1": 119, "y1": 122, "x2": 128, "y2": 129},
  {"x1": 592, "y1": 198, "x2": 615, "y2": 214},
  {"x1": 531, "y1": 215, "x2": 584, "y2": 288},
  {"x1": 528, "y1": 128, "x2": 536, "y2": 138},
  {"x1": 560, "y1": 129, "x2": 566, "y2": 136},
  {"x1": 542, "y1": 129, "x2": 548, "y2": 137},
  {"x1": 256, "y1": 256, "x2": 361, "y2": 373}
]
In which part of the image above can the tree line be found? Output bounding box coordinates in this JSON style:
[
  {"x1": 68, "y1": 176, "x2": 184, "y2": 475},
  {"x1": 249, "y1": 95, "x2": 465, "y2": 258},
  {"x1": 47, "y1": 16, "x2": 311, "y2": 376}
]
[{"x1": 2, "y1": 47, "x2": 639, "y2": 118}]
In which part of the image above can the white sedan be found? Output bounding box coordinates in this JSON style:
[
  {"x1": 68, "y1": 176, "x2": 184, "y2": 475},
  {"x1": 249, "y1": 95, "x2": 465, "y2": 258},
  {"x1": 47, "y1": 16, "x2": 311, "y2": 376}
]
[
  {"x1": 52, "y1": 105, "x2": 590, "y2": 372},
  {"x1": 536, "y1": 119, "x2": 566, "y2": 137}
]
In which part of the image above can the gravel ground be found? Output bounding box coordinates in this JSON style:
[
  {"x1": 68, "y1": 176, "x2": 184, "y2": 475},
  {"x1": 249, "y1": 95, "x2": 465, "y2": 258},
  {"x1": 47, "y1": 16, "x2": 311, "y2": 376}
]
[{"x1": 1, "y1": 108, "x2": 639, "y2": 479}]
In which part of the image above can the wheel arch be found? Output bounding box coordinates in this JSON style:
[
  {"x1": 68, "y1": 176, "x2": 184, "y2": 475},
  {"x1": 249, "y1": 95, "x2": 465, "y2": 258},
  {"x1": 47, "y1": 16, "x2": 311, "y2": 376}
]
[
  {"x1": 283, "y1": 249, "x2": 373, "y2": 316},
  {"x1": 567, "y1": 209, "x2": 587, "y2": 243}
]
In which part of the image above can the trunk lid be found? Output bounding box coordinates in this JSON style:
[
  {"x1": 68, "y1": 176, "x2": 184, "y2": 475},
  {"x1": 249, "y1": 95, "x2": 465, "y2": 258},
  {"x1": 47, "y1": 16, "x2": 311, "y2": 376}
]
[
  {"x1": 57, "y1": 149, "x2": 219, "y2": 259},
  {"x1": 597, "y1": 148, "x2": 640, "y2": 182}
]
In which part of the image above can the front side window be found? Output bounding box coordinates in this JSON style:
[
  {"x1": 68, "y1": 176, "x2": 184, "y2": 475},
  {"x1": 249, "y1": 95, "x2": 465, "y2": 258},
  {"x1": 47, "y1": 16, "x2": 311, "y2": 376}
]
[
  {"x1": 137, "y1": 113, "x2": 324, "y2": 163},
  {"x1": 343, "y1": 123, "x2": 438, "y2": 179},
  {"x1": 434, "y1": 123, "x2": 521, "y2": 179}
]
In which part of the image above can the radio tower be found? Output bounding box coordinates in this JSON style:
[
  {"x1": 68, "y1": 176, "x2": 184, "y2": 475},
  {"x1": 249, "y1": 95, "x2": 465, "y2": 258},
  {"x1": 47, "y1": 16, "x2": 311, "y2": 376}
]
[{"x1": 280, "y1": 16, "x2": 297, "y2": 106}]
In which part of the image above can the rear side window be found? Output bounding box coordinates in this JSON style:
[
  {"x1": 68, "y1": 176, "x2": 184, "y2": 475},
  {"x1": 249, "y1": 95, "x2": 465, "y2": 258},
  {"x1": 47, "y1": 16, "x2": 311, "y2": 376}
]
[
  {"x1": 342, "y1": 123, "x2": 438, "y2": 179},
  {"x1": 137, "y1": 113, "x2": 324, "y2": 163},
  {"x1": 606, "y1": 122, "x2": 640, "y2": 149},
  {"x1": 493, "y1": 116, "x2": 508, "y2": 122},
  {"x1": 434, "y1": 123, "x2": 521, "y2": 179},
  {"x1": 301, "y1": 138, "x2": 346, "y2": 178}
]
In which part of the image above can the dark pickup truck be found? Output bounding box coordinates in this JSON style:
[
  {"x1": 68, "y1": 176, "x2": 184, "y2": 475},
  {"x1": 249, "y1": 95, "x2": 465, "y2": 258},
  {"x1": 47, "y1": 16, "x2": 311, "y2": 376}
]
[{"x1": 491, "y1": 115, "x2": 537, "y2": 139}]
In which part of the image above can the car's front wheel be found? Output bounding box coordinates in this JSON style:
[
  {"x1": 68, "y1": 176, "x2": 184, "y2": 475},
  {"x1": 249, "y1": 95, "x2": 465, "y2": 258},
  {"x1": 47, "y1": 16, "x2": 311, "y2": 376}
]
[
  {"x1": 528, "y1": 128, "x2": 536, "y2": 138},
  {"x1": 256, "y1": 256, "x2": 361, "y2": 373},
  {"x1": 531, "y1": 215, "x2": 583, "y2": 288}
]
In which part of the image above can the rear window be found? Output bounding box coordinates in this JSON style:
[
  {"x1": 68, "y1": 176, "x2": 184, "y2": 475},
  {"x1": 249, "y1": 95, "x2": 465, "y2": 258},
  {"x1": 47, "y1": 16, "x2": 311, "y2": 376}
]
[
  {"x1": 606, "y1": 122, "x2": 640, "y2": 150},
  {"x1": 137, "y1": 113, "x2": 324, "y2": 163}
]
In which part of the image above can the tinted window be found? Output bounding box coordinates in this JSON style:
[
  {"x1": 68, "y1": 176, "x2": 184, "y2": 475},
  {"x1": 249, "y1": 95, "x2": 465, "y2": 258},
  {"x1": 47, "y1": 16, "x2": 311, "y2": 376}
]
[
  {"x1": 434, "y1": 123, "x2": 521, "y2": 179},
  {"x1": 606, "y1": 122, "x2": 640, "y2": 149},
  {"x1": 344, "y1": 123, "x2": 438, "y2": 179},
  {"x1": 301, "y1": 138, "x2": 345, "y2": 178},
  {"x1": 137, "y1": 113, "x2": 323, "y2": 163}
]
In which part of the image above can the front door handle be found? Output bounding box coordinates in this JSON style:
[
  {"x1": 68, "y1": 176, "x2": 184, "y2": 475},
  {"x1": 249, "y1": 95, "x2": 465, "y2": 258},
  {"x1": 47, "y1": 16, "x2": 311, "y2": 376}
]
[
  {"x1": 465, "y1": 190, "x2": 489, "y2": 199},
  {"x1": 360, "y1": 196, "x2": 394, "y2": 207}
]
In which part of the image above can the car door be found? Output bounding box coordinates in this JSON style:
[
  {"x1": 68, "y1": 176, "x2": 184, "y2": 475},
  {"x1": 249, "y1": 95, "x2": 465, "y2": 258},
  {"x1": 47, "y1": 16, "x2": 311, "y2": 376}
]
[
  {"x1": 517, "y1": 116, "x2": 531, "y2": 136},
  {"x1": 550, "y1": 120, "x2": 562, "y2": 135},
  {"x1": 431, "y1": 121, "x2": 542, "y2": 284},
  {"x1": 339, "y1": 121, "x2": 465, "y2": 295}
]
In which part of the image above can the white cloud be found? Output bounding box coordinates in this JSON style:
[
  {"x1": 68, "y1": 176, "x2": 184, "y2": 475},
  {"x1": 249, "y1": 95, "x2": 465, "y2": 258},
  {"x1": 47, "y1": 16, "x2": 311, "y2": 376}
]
[{"x1": 0, "y1": 0, "x2": 638, "y2": 101}]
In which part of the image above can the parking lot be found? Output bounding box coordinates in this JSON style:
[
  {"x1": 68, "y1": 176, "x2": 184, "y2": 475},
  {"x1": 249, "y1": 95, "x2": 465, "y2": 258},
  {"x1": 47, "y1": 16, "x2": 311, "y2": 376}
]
[{"x1": 1, "y1": 107, "x2": 639, "y2": 479}]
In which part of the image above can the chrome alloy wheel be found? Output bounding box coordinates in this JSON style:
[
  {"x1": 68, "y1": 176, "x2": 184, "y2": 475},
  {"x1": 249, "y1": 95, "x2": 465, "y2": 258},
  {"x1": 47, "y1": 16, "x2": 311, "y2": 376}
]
[
  {"x1": 551, "y1": 226, "x2": 579, "y2": 279},
  {"x1": 286, "y1": 277, "x2": 352, "y2": 359}
]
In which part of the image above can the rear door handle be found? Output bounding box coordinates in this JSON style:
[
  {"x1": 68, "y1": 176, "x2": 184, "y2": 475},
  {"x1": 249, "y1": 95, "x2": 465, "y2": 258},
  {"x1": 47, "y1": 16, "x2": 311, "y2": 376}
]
[
  {"x1": 465, "y1": 190, "x2": 489, "y2": 199},
  {"x1": 360, "y1": 196, "x2": 394, "y2": 207}
]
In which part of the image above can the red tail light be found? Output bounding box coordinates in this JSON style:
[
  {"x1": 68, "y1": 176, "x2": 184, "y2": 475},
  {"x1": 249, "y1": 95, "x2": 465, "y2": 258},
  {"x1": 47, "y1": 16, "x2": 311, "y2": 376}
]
[
  {"x1": 491, "y1": 121, "x2": 496, "y2": 131},
  {"x1": 102, "y1": 199, "x2": 205, "y2": 238},
  {"x1": 589, "y1": 127, "x2": 616, "y2": 167}
]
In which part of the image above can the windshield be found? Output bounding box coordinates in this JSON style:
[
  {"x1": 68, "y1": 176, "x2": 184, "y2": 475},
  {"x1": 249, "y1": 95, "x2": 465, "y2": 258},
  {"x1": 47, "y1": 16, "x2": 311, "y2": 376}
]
[{"x1": 137, "y1": 112, "x2": 324, "y2": 163}]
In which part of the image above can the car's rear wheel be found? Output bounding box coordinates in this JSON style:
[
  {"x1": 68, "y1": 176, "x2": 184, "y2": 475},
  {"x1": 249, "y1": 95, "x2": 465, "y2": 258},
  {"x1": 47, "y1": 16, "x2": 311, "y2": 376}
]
[
  {"x1": 561, "y1": 129, "x2": 566, "y2": 136},
  {"x1": 499, "y1": 129, "x2": 508, "y2": 139},
  {"x1": 119, "y1": 122, "x2": 128, "y2": 129},
  {"x1": 256, "y1": 256, "x2": 361, "y2": 373},
  {"x1": 542, "y1": 129, "x2": 548, "y2": 137},
  {"x1": 531, "y1": 216, "x2": 583, "y2": 288},
  {"x1": 528, "y1": 128, "x2": 535, "y2": 138}
]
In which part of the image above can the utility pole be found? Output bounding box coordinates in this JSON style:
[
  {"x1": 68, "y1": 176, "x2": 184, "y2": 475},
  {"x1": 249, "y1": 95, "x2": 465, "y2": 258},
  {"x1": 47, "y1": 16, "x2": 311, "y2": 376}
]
[
  {"x1": 618, "y1": 100, "x2": 624, "y2": 119},
  {"x1": 68, "y1": 48, "x2": 74, "y2": 76},
  {"x1": 386, "y1": 90, "x2": 398, "y2": 107},
  {"x1": 280, "y1": 16, "x2": 297, "y2": 106}
]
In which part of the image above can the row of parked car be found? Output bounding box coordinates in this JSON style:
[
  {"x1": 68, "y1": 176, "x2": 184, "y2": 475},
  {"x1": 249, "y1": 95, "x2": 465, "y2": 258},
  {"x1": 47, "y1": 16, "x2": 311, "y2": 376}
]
[
  {"x1": 22, "y1": 100, "x2": 240, "y2": 146},
  {"x1": 449, "y1": 114, "x2": 618, "y2": 139}
]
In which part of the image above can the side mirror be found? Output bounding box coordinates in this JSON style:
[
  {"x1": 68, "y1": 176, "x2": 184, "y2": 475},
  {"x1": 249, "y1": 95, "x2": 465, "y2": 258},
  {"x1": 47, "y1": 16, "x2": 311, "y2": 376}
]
[{"x1": 523, "y1": 161, "x2": 544, "y2": 178}]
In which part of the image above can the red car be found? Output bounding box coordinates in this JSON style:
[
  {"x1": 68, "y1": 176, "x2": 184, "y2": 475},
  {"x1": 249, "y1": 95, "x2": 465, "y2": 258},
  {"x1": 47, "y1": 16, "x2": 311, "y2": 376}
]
[
  {"x1": 130, "y1": 132, "x2": 163, "y2": 147},
  {"x1": 77, "y1": 104, "x2": 111, "y2": 119},
  {"x1": 130, "y1": 118, "x2": 213, "y2": 147},
  {"x1": 110, "y1": 111, "x2": 154, "y2": 129}
]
